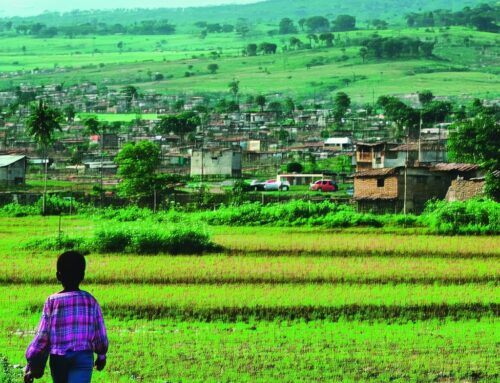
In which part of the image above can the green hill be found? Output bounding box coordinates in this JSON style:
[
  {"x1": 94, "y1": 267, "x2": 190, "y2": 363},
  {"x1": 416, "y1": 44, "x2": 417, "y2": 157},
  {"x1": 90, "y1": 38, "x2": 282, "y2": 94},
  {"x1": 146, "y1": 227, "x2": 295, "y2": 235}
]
[
  {"x1": 0, "y1": 26, "x2": 497, "y2": 102},
  {"x1": 2, "y1": 0, "x2": 487, "y2": 26}
]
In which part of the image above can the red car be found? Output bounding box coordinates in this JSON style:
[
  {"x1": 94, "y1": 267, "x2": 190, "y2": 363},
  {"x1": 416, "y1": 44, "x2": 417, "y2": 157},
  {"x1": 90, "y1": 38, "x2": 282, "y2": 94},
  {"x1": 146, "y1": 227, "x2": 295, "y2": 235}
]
[{"x1": 309, "y1": 180, "x2": 338, "y2": 192}]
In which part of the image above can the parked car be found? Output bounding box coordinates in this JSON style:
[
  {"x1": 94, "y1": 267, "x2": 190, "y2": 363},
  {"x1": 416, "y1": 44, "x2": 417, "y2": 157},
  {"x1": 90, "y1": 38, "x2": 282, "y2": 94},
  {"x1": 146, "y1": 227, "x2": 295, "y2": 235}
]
[
  {"x1": 309, "y1": 180, "x2": 338, "y2": 192},
  {"x1": 249, "y1": 179, "x2": 266, "y2": 191},
  {"x1": 263, "y1": 179, "x2": 290, "y2": 191}
]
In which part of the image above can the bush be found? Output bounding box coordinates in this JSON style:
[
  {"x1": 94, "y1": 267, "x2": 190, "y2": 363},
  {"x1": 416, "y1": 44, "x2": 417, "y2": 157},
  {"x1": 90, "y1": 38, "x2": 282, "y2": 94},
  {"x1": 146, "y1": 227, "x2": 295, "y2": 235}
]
[
  {"x1": 93, "y1": 227, "x2": 132, "y2": 253},
  {"x1": 23, "y1": 234, "x2": 88, "y2": 252},
  {"x1": 93, "y1": 224, "x2": 220, "y2": 255},
  {"x1": 0, "y1": 356, "x2": 22, "y2": 383},
  {"x1": 0, "y1": 203, "x2": 40, "y2": 217},
  {"x1": 37, "y1": 195, "x2": 79, "y2": 215},
  {"x1": 421, "y1": 199, "x2": 500, "y2": 234}
]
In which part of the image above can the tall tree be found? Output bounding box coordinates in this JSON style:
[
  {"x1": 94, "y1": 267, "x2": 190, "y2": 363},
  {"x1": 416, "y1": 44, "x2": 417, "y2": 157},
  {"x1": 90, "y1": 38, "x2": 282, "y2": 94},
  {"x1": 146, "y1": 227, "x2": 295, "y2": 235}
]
[
  {"x1": 333, "y1": 92, "x2": 351, "y2": 123},
  {"x1": 448, "y1": 114, "x2": 500, "y2": 200},
  {"x1": 255, "y1": 95, "x2": 266, "y2": 112},
  {"x1": 114, "y1": 141, "x2": 163, "y2": 202},
  {"x1": 26, "y1": 100, "x2": 63, "y2": 214},
  {"x1": 332, "y1": 15, "x2": 356, "y2": 32},
  {"x1": 228, "y1": 79, "x2": 240, "y2": 101},
  {"x1": 279, "y1": 18, "x2": 297, "y2": 34}
]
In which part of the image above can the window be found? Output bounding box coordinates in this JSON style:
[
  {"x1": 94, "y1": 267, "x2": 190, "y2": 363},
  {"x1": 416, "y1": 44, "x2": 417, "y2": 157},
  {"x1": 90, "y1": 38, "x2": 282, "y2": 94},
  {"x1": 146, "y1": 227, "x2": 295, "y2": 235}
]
[
  {"x1": 377, "y1": 178, "x2": 385, "y2": 187},
  {"x1": 386, "y1": 151, "x2": 398, "y2": 159}
]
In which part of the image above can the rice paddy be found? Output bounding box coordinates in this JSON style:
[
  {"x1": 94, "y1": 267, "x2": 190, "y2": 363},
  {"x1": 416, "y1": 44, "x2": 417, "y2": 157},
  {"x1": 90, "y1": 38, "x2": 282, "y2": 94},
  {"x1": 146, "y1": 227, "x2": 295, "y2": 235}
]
[{"x1": 0, "y1": 215, "x2": 498, "y2": 382}]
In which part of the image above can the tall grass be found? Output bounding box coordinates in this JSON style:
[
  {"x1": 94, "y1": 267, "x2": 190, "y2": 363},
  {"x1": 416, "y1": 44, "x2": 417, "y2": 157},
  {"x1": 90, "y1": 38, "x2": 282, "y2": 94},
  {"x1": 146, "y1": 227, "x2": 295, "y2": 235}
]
[
  {"x1": 4, "y1": 198, "x2": 499, "y2": 234},
  {"x1": 422, "y1": 199, "x2": 500, "y2": 234},
  {"x1": 23, "y1": 223, "x2": 221, "y2": 255},
  {"x1": 200, "y1": 199, "x2": 500, "y2": 234}
]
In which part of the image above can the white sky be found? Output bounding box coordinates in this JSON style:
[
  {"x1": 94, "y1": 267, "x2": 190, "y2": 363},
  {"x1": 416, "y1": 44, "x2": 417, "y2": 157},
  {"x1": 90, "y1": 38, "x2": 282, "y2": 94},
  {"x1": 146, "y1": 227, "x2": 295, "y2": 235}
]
[{"x1": 0, "y1": 0, "x2": 262, "y2": 17}]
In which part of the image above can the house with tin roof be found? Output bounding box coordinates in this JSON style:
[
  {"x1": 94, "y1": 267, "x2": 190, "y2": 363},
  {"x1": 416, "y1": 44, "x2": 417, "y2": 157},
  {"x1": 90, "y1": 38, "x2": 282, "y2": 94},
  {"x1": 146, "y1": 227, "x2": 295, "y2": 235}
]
[{"x1": 0, "y1": 155, "x2": 27, "y2": 185}]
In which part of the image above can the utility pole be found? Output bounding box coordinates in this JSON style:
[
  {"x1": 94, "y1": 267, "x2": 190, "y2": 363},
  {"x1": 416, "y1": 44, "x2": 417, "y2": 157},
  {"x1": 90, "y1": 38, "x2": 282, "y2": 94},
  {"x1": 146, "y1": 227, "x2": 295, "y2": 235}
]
[
  {"x1": 403, "y1": 128, "x2": 409, "y2": 215},
  {"x1": 200, "y1": 115, "x2": 205, "y2": 185},
  {"x1": 418, "y1": 110, "x2": 422, "y2": 163}
]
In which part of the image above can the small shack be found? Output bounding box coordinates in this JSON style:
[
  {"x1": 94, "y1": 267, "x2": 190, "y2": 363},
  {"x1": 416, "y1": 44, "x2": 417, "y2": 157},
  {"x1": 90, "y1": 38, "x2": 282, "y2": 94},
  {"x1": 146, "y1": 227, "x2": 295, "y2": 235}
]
[{"x1": 0, "y1": 155, "x2": 27, "y2": 185}]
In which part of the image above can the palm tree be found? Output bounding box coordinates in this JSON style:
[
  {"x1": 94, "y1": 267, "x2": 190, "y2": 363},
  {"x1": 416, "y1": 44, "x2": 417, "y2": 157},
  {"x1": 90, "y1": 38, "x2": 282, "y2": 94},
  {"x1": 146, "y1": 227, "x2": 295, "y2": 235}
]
[{"x1": 26, "y1": 99, "x2": 63, "y2": 214}]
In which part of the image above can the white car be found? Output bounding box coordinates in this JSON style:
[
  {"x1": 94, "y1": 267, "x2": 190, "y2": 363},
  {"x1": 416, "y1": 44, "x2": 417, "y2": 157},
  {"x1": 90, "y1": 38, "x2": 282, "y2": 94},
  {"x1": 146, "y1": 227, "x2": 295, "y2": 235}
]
[{"x1": 263, "y1": 179, "x2": 290, "y2": 191}]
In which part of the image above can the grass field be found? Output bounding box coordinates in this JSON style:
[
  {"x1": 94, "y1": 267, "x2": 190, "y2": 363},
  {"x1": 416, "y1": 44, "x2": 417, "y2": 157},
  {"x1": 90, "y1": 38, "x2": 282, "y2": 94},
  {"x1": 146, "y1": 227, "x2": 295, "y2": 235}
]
[
  {"x1": 0, "y1": 26, "x2": 498, "y2": 101},
  {"x1": 0, "y1": 215, "x2": 498, "y2": 382}
]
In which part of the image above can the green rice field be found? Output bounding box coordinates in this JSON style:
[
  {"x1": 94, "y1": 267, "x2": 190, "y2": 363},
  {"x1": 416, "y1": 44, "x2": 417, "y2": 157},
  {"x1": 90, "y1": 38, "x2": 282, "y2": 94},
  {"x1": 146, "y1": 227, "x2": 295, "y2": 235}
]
[{"x1": 0, "y1": 215, "x2": 498, "y2": 382}]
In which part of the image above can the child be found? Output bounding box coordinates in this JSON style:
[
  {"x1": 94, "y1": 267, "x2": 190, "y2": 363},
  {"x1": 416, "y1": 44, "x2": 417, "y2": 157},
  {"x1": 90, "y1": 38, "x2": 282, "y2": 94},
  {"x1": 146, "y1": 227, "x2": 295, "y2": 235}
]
[{"x1": 25, "y1": 251, "x2": 108, "y2": 383}]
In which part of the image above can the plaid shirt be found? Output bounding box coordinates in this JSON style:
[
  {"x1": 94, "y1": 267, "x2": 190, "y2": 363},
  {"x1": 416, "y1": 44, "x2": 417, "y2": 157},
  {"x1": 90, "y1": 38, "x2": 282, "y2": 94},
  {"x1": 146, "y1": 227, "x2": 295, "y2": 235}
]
[{"x1": 26, "y1": 290, "x2": 108, "y2": 362}]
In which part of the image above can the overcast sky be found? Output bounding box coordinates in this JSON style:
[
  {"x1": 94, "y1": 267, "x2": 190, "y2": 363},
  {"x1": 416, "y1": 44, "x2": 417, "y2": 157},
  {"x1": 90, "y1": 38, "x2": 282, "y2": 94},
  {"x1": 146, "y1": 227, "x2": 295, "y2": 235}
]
[{"x1": 0, "y1": 0, "x2": 262, "y2": 17}]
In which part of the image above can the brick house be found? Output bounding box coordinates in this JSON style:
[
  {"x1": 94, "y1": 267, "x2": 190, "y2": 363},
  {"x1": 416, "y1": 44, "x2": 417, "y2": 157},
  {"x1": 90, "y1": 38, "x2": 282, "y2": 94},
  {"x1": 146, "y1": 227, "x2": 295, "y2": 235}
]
[{"x1": 354, "y1": 163, "x2": 480, "y2": 213}]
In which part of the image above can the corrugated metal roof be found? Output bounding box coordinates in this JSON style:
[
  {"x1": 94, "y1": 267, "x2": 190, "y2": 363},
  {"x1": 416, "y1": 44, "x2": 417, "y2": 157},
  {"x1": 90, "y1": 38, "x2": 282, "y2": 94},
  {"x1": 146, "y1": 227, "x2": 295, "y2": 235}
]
[
  {"x1": 430, "y1": 163, "x2": 480, "y2": 172},
  {"x1": 355, "y1": 168, "x2": 400, "y2": 178},
  {"x1": 0, "y1": 155, "x2": 26, "y2": 167},
  {"x1": 390, "y1": 143, "x2": 445, "y2": 151}
]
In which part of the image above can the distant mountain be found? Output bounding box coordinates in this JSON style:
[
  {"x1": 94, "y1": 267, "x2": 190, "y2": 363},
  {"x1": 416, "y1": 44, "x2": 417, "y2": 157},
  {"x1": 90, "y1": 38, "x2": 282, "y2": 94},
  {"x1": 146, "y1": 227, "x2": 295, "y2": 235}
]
[{"x1": 2, "y1": 0, "x2": 487, "y2": 26}]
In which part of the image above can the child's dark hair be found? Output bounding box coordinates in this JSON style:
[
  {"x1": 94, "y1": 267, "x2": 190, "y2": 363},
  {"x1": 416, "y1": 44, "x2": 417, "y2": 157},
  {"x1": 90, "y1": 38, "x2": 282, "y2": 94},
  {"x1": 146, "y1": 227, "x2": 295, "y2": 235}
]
[{"x1": 57, "y1": 251, "x2": 86, "y2": 288}]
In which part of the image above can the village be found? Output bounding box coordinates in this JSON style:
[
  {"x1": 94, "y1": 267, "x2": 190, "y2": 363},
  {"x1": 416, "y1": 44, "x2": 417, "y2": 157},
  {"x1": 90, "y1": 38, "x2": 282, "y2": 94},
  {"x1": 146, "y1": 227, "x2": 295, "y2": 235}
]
[{"x1": 0, "y1": 82, "x2": 495, "y2": 213}]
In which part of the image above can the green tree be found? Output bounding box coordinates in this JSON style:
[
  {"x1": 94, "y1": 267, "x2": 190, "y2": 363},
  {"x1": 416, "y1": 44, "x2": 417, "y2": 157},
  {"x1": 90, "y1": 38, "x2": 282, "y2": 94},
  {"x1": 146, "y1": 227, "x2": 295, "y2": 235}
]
[
  {"x1": 284, "y1": 97, "x2": 295, "y2": 115},
  {"x1": 255, "y1": 95, "x2": 266, "y2": 112},
  {"x1": 245, "y1": 43, "x2": 257, "y2": 56},
  {"x1": 121, "y1": 85, "x2": 138, "y2": 110},
  {"x1": 306, "y1": 33, "x2": 318, "y2": 48},
  {"x1": 228, "y1": 79, "x2": 240, "y2": 101},
  {"x1": 156, "y1": 112, "x2": 200, "y2": 142},
  {"x1": 63, "y1": 104, "x2": 76, "y2": 122},
  {"x1": 207, "y1": 63, "x2": 219, "y2": 74},
  {"x1": 359, "y1": 47, "x2": 368, "y2": 63},
  {"x1": 418, "y1": 90, "x2": 434, "y2": 105},
  {"x1": 319, "y1": 32, "x2": 334, "y2": 47},
  {"x1": 114, "y1": 141, "x2": 162, "y2": 201},
  {"x1": 333, "y1": 92, "x2": 351, "y2": 123},
  {"x1": 377, "y1": 95, "x2": 419, "y2": 138},
  {"x1": 286, "y1": 162, "x2": 303, "y2": 173},
  {"x1": 279, "y1": 18, "x2": 297, "y2": 34},
  {"x1": 448, "y1": 114, "x2": 499, "y2": 200},
  {"x1": 305, "y1": 16, "x2": 330, "y2": 33},
  {"x1": 26, "y1": 100, "x2": 63, "y2": 214},
  {"x1": 332, "y1": 15, "x2": 356, "y2": 32}
]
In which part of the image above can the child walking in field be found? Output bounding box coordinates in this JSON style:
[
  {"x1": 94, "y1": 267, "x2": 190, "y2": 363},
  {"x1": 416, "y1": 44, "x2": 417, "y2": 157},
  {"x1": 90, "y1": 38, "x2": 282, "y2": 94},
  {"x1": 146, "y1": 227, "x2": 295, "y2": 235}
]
[{"x1": 25, "y1": 251, "x2": 108, "y2": 383}]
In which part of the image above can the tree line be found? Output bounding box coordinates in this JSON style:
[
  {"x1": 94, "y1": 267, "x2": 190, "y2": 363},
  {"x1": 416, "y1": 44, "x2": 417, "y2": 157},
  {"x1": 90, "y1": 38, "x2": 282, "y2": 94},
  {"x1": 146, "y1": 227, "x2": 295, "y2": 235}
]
[
  {"x1": 405, "y1": 3, "x2": 499, "y2": 32},
  {"x1": 359, "y1": 35, "x2": 435, "y2": 61},
  {"x1": 0, "y1": 19, "x2": 176, "y2": 37},
  {"x1": 276, "y1": 15, "x2": 357, "y2": 35}
]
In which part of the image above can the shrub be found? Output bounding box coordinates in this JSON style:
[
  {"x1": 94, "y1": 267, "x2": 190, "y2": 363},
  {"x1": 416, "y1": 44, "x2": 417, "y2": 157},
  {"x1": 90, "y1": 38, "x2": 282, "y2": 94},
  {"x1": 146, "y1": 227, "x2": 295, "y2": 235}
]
[
  {"x1": 0, "y1": 203, "x2": 40, "y2": 217},
  {"x1": 37, "y1": 195, "x2": 79, "y2": 215},
  {"x1": 94, "y1": 224, "x2": 220, "y2": 255},
  {"x1": 93, "y1": 227, "x2": 132, "y2": 253},
  {"x1": 23, "y1": 234, "x2": 88, "y2": 252},
  {"x1": 421, "y1": 199, "x2": 500, "y2": 234},
  {"x1": 0, "y1": 356, "x2": 22, "y2": 383}
]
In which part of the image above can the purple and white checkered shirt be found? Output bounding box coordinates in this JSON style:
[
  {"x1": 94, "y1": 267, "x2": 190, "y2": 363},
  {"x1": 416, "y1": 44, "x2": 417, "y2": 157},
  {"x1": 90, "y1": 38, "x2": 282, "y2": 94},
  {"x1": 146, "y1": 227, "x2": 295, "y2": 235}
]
[{"x1": 26, "y1": 290, "x2": 108, "y2": 362}]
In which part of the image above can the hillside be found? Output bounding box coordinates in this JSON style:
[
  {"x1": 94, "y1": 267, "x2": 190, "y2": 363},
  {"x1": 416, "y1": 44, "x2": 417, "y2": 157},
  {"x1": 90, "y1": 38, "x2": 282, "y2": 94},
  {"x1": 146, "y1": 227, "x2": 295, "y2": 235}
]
[
  {"x1": 2, "y1": 0, "x2": 487, "y2": 26},
  {"x1": 0, "y1": 26, "x2": 497, "y2": 102}
]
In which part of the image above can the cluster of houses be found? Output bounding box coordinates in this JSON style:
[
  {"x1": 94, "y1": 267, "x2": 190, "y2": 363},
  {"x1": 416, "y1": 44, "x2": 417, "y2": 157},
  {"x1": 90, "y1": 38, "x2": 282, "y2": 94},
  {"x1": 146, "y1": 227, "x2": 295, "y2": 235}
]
[{"x1": 0, "y1": 83, "x2": 492, "y2": 213}]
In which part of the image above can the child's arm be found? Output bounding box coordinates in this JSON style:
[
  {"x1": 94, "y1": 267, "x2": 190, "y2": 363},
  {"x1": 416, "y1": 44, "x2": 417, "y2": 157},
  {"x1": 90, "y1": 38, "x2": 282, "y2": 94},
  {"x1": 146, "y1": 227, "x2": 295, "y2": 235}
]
[
  {"x1": 93, "y1": 301, "x2": 109, "y2": 369},
  {"x1": 25, "y1": 299, "x2": 51, "y2": 375}
]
